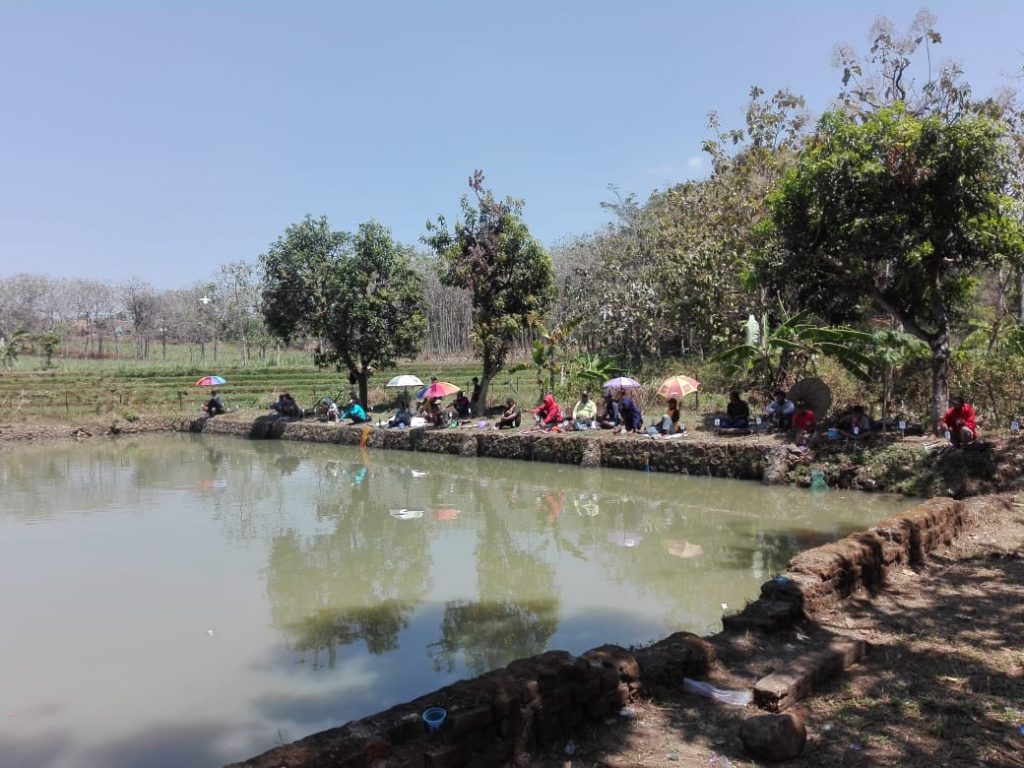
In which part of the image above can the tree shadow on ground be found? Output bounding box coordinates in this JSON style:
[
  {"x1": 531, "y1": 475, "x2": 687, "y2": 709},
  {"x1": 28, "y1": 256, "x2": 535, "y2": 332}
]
[{"x1": 533, "y1": 520, "x2": 1023, "y2": 767}]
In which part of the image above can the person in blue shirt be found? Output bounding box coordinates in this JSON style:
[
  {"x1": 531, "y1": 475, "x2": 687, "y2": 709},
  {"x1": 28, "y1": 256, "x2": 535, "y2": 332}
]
[
  {"x1": 340, "y1": 398, "x2": 369, "y2": 424},
  {"x1": 766, "y1": 390, "x2": 795, "y2": 430},
  {"x1": 619, "y1": 394, "x2": 643, "y2": 433}
]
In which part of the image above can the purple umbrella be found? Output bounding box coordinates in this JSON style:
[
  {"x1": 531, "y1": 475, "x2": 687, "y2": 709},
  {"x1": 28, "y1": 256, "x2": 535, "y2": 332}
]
[{"x1": 602, "y1": 376, "x2": 641, "y2": 390}]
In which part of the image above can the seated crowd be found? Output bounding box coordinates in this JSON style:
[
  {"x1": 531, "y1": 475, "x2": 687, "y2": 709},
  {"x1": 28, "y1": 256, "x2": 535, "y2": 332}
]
[{"x1": 261, "y1": 375, "x2": 978, "y2": 450}]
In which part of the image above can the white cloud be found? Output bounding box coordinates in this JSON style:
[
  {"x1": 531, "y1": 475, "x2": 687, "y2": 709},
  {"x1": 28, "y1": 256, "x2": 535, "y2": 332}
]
[
  {"x1": 646, "y1": 164, "x2": 674, "y2": 175},
  {"x1": 686, "y1": 154, "x2": 705, "y2": 170}
]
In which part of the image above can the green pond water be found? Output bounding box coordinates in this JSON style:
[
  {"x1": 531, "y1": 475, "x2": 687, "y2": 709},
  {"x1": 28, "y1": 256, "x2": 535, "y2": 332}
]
[{"x1": 0, "y1": 434, "x2": 914, "y2": 768}]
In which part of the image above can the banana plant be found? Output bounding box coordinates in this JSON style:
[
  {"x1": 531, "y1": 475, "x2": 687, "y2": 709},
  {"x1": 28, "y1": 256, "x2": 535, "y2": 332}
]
[
  {"x1": 715, "y1": 309, "x2": 874, "y2": 391},
  {"x1": 0, "y1": 329, "x2": 28, "y2": 371},
  {"x1": 571, "y1": 352, "x2": 625, "y2": 390}
]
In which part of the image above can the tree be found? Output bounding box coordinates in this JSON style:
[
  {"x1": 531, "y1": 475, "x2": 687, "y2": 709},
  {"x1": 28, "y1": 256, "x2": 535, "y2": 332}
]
[
  {"x1": 832, "y1": 9, "x2": 971, "y2": 123},
  {"x1": 767, "y1": 105, "x2": 1024, "y2": 423},
  {"x1": 424, "y1": 171, "x2": 554, "y2": 414},
  {"x1": 260, "y1": 216, "x2": 426, "y2": 408}
]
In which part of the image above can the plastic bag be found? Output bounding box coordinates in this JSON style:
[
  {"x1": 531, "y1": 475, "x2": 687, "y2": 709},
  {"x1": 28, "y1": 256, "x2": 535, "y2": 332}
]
[{"x1": 682, "y1": 678, "x2": 752, "y2": 706}]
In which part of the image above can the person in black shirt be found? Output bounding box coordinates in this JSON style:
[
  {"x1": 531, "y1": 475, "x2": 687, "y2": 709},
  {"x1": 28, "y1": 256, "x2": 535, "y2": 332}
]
[{"x1": 720, "y1": 390, "x2": 750, "y2": 429}]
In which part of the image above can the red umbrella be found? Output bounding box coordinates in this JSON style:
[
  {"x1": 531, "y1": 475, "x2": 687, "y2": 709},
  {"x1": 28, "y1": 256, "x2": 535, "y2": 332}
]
[
  {"x1": 658, "y1": 375, "x2": 699, "y2": 400},
  {"x1": 420, "y1": 381, "x2": 460, "y2": 400}
]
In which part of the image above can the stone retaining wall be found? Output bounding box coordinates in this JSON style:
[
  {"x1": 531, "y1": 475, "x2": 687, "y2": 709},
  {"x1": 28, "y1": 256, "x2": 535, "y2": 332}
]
[
  {"x1": 188, "y1": 418, "x2": 777, "y2": 479},
  {"x1": 227, "y1": 634, "x2": 714, "y2": 768},
  {"x1": 724, "y1": 496, "x2": 978, "y2": 633}
]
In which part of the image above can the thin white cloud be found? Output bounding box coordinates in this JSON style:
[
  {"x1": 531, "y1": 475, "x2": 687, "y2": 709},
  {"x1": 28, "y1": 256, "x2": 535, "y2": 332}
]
[
  {"x1": 686, "y1": 154, "x2": 705, "y2": 170},
  {"x1": 647, "y1": 164, "x2": 674, "y2": 175}
]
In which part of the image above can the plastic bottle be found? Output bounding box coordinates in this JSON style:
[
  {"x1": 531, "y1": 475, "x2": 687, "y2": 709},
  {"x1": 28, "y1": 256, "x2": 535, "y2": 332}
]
[{"x1": 682, "y1": 678, "x2": 752, "y2": 706}]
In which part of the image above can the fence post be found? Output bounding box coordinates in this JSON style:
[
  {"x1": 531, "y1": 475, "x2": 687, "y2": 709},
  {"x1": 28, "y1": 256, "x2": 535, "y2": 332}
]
[
  {"x1": 65, "y1": 392, "x2": 70, "y2": 418},
  {"x1": 178, "y1": 391, "x2": 183, "y2": 411}
]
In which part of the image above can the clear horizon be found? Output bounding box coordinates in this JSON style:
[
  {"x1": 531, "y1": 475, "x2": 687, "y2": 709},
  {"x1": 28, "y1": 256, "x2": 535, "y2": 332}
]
[{"x1": 1, "y1": 0, "x2": 1022, "y2": 289}]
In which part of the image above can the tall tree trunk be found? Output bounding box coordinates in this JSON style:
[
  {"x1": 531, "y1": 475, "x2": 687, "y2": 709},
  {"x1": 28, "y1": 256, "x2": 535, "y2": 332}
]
[
  {"x1": 475, "y1": 347, "x2": 498, "y2": 416},
  {"x1": 355, "y1": 369, "x2": 369, "y2": 411},
  {"x1": 930, "y1": 333, "x2": 950, "y2": 431}
]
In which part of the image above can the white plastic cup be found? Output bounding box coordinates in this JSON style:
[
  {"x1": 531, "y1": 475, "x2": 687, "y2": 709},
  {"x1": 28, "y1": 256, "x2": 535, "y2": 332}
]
[
  {"x1": 853, "y1": 426, "x2": 859, "y2": 436},
  {"x1": 899, "y1": 420, "x2": 906, "y2": 432},
  {"x1": 714, "y1": 418, "x2": 721, "y2": 428},
  {"x1": 944, "y1": 430, "x2": 951, "y2": 441},
  {"x1": 1012, "y1": 420, "x2": 1020, "y2": 435}
]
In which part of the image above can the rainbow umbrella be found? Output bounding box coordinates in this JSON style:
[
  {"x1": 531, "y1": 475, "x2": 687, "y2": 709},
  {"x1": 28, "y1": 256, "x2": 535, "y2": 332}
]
[
  {"x1": 657, "y1": 375, "x2": 700, "y2": 400},
  {"x1": 420, "y1": 381, "x2": 460, "y2": 400},
  {"x1": 195, "y1": 375, "x2": 227, "y2": 387}
]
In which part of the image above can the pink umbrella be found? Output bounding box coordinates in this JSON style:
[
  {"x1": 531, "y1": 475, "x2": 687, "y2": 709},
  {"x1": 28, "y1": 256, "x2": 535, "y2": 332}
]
[
  {"x1": 420, "y1": 381, "x2": 460, "y2": 400},
  {"x1": 195, "y1": 375, "x2": 227, "y2": 386}
]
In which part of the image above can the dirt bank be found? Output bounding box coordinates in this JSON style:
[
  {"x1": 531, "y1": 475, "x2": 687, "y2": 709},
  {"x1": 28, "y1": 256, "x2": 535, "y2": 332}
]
[{"x1": 0, "y1": 415, "x2": 182, "y2": 444}]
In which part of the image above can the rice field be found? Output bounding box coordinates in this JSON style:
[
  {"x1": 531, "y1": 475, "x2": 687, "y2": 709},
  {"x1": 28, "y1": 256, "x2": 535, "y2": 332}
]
[{"x1": 0, "y1": 351, "x2": 533, "y2": 423}]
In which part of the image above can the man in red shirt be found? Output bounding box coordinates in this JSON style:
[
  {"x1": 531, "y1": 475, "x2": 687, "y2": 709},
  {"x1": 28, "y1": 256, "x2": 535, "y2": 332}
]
[
  {"x1": 792, "y1": 400, "x2": 817, "y2": 446},
  {"x1": 941, "y1": 395, "x2": 977, "y2": 446}
]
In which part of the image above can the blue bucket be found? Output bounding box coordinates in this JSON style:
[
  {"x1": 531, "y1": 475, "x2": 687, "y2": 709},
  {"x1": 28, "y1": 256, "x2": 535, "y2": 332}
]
[{"x1": 422, "y1": 706, "x2": 447, "y2": 732}]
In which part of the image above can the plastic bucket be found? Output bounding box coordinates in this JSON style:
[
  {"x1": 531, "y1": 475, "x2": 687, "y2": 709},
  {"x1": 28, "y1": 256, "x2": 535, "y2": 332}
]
[{"x1": 422, "y1": 706, "x2": 447, "y2": 732}]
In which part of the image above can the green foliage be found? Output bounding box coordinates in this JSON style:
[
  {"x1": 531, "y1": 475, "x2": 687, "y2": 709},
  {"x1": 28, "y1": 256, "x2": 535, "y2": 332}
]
[
  {"x1": 34, "y1": 331, "x2": 63, "y2": 369},
  {"x1": 570, "y1": 352, "x2": 624, "y2": 391},
  {"x1": 767, "y1": 105, "x2": 1024, "y2": 418},
  {"x1": 424, "y1": 171, "x2": 554, "y2": 413},
  {"x1": 714, "y1": 309, "x2": 873, "y2": 393},
  {"x1": 0, "y1": 329, "x2": 28, "y2": 371},
  {"x1": 259, "y1": 216, "x2": 426, "y2": 406}
]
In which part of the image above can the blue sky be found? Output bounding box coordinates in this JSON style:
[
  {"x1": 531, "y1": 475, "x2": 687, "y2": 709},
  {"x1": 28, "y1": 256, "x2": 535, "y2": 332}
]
[{"x1": 1, "y1": 1, "x2": 1022, "y2": 287}]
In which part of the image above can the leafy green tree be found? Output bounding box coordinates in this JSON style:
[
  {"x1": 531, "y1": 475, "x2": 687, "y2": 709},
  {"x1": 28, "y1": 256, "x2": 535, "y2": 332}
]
[
  {"x1": 424, "y1": 171, "x2": 554, "y2": 414},
  {"x1": 260, "y1": 216, "x2": 426, "y2": 408},
  {"x1": 767, "y1": 105, "x2": 1024, "y2": 422},
  {"x1": 34, "y1": 331, "x2": 63, "y2": 369}
]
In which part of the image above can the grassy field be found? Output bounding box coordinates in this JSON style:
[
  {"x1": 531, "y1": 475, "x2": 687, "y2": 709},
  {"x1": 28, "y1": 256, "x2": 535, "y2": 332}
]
[{"x1": 0, "y1": 354, "x2": 543, "y2": 424}]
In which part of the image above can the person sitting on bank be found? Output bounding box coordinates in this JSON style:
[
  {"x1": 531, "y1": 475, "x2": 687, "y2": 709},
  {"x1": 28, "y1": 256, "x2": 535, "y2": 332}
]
[
  {"x1": 532, "y1": 392, "x2": 563, "y2": 430},
  {"x1": 719, "y1": 390, "x2": 750, "y2": 429},
  {"x1": 941, "y1": 394, "x2": 977, "y2": 447},
  {"x1": 792, "y1": 399, "x2": 816, "y2": 445},
  {"x1": 387, "y1": 400, "x2": 412, "y2": 428},
  {"x1": 452, "y1": 390, "x2": 472, "y2": 419},
  {"x1": 837, "y1": 404, "x2": 871, "y2": 438},
  {"x1": 496, "y1": 398, "x2": 521, "y2": 429},
  {"x1": 647, "y1": 397, "x2": 684, "y2": 435},
  {"x1": 598, "y1": 393, "x2": 621, "y2": 429},
  {"x1": 426, "y1": 397, "x2": 445, "y2": 428},
  {"x1": 766, "y1": 390, "x2": 795, "y2": 430},
  {"x1": 272, "y1": 392, "x2": 302, "y2": 419},
  {"x1": 619, "y1": 394, "x2": 643, "y2": 434},
  {"x1": 339, "y1": 398, "x2": 369, "y2": 424},
  {"x1": 571, "y1": 391, "x2": 597, "y2": 430},
  {"x1": 204, "y1": 390, "x2": 226, "y2": 416}
]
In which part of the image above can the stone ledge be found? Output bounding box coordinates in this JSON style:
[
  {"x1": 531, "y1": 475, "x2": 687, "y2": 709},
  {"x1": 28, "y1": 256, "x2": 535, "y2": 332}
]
[
  {"x1": 753, "y1": 638, "x2": 867, "y2": 712},
  {"x1": 226, "y1": 633, "x2": 711, "y2": 768}
]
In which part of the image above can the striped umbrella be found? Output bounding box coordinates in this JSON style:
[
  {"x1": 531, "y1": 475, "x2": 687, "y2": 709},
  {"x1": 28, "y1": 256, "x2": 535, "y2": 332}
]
[
  {"x1": 195, "y1": 375, "x2": 227, "y2": 387},
  {"x1": 657, "y1": 375, "x2": 700, "y2": 400}
]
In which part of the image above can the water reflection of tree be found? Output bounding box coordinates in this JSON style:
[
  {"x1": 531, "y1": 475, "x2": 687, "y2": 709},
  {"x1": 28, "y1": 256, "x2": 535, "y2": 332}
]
[
  {"x1": 265, "y1": 460, "x2": 434, "y2": 670},
  {"x1": 429, "y1": 499, "x2": 560, "y2": 676}
]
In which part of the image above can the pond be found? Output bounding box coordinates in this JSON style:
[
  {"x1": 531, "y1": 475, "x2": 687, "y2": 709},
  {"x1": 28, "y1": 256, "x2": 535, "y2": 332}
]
[{"x1": 0, "y1": 434, "x2": 914, "y2": 768}]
